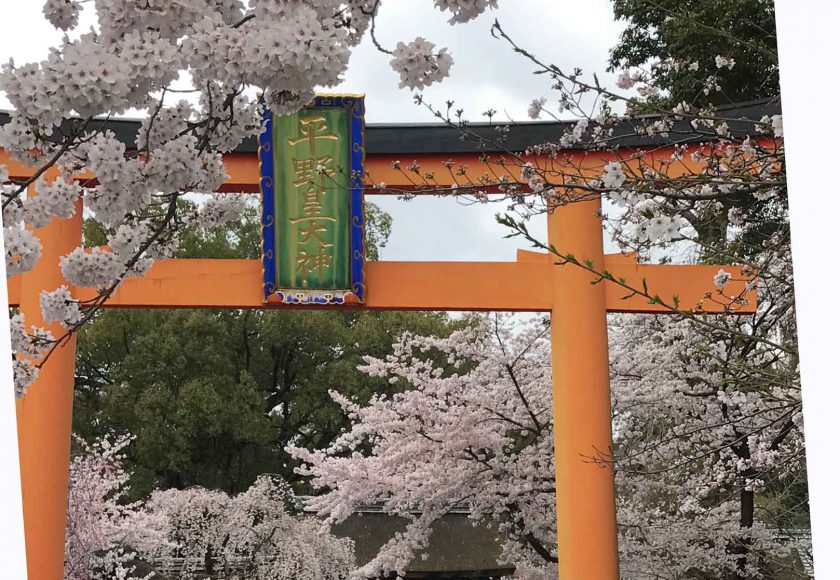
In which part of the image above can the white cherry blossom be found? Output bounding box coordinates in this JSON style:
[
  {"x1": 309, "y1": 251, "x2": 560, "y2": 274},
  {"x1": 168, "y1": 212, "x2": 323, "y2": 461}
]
[
  {"x1": 23, "y1": 177, "x2": 81, "y2": 228},
  {"x1": 527, "y1": 97, "x2": 546, "y2": 119},
  {"x1": 43, "y1": 0, "x2": 82, "y2": 31},
  {"x1": 390, "y1": 37, "x2": 454, "y2": 90},
  {"x1": 602, "y1": 161, "x2": 626, "y2": 189},
  {"x1": 4, "y1": 226, "x2": 42, "y2": 278},
  {"x1": 39, "y1": 285, "x2": 83, "y2": 328},
  {"x1": 433, "y1": 0, "x2": 498, "y2": 24}
]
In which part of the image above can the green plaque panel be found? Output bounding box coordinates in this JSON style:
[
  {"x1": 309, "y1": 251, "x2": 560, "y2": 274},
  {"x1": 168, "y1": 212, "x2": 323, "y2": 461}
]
[{"x1": 272, "y1": 107, "x2": 351, "y2": 291}]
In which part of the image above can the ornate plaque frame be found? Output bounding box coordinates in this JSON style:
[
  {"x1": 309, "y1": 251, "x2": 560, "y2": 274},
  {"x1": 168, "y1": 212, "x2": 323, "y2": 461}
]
[{"x1": 259, "y1": 94, "x2": 366, "y2": 305}]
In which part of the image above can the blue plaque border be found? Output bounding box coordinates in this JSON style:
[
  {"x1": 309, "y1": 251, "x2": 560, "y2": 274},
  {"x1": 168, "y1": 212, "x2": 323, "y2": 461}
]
[{"x1": 259, "y1": 94, "x2": 366, "y2": 305}]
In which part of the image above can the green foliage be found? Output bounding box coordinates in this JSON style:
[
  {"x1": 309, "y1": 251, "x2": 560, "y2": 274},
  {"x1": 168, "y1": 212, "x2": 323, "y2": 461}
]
[
  {"x1": 83, "y1": 199, "x2": 388, "y2": 261},
  {"x1": 609, "y1": 0, "x2": 778, "y2": 106},
  {"x1": 177, "y1": 209, "x2": 262, "y2": 259},
  {"x1": 74, "y1": 202, "x2": 463, "y2": 498},
  {"x1": 363, "y1": 201, "x2": 393, "y2": 261},
  {"x1": 174, "y1": 199, "x2": 392, "y2": 261}
]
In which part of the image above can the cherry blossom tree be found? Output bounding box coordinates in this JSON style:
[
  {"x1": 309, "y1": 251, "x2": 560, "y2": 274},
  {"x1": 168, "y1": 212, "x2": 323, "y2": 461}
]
[
  {"x1": 141, "y1": 476, "x2": 356, "y2": 580},
  {"x1": 66, "y1": 434, "x2": 356, "y2": 580},
  {"x1": 291, "y1": 312, "x2": 809, "y2": 579},
  {"x1": 1, "y1": 0, "x2": 502, "y2": 396},
  {"x1": 64, "y1": 434, "x2": 162, "y2": 580},
  {"x1": 611, "y1": 313, "x2": 806, "y2": 579},
  {"x1": 289, "y1": 313, "x2": 557, "y2": 580}
]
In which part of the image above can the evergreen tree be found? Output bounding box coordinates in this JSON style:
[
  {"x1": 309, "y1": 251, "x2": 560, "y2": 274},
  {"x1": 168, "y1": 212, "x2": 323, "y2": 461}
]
[{"x1": 609, "y1": 0, "x2": 778, "y2": 106}]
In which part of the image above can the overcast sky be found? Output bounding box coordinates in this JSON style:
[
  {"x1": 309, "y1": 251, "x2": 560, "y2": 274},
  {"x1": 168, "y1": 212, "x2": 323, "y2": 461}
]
[
  {"x1": 0, "y1": 1, "x2": 627, "y2": 261},
  {"x1": 333, "y1": 1, "x2": 627, "y2": 260}
]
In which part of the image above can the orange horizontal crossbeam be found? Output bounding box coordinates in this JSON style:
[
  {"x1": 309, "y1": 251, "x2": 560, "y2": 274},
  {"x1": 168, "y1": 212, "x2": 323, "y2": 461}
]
[
  {"x1": 2, "y1": 150, "x2": 523, "y2": 193},
  {"x1": 517, "y1": 249, "x2": 756, "y2": 314},
  {"x1": 220, "y1": 152, "x2": 551, "y2": 193},
  {"x1": 7, "y1": 255, "x2": 755, "y2": 314},
  {"x1": 0, "y1": 150, "x2": 613, "y2": 194},
  {"x1": 2, "y1": 137, "x2": 779, "y2": 194},
  {"x1": 7, "y1": 260, "x2": 551, "y2": 311}
]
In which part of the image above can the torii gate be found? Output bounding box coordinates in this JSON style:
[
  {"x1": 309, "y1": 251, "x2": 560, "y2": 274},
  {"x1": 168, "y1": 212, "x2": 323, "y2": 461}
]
[{"x1": 3, "y1": 116, "x2": 755, "y2": 580}]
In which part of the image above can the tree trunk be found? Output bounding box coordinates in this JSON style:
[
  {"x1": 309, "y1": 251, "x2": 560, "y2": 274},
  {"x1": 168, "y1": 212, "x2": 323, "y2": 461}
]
[{"x1": 727, "y1": 475, "x2": 756, "y2": 579}]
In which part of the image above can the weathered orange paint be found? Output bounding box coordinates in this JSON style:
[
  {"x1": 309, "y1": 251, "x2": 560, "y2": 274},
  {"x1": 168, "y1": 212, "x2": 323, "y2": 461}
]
[
  {"x1": 548, "y1": 197, "x2": 619, "y2": 579},
  {"x1": 7, "y1": 277, "x2": 18, "y2": 307},
  {"x1": 14, "y1": 181, "x2": 82, "y2": 580}
]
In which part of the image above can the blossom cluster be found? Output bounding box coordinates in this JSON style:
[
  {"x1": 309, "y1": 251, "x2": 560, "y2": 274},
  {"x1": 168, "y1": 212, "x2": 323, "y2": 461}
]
[
  {"x1": 4, "y1": 227, "x2": 42, "y2": 279},
  {"x1": 43, "y1": 0, "x2": 82, "y2": 30},
  {"x1": 433, "y1": 0, "x2": 498, "y2": 23},
  {"x1": 40, "y1": 285, "x2": 82, "y2": 328},
  {"x1": 9, "y1": 312, "x2": 54, "y2": 397},
  {"x1": 527, "y1": 97, "x2": 546, "y2": 120},
  {"x1": 24, "y1": 177, "x2": 80, "y2": 228},
  {"x1": 390, "y1": 37, "x2": 454, "y2": 91}
]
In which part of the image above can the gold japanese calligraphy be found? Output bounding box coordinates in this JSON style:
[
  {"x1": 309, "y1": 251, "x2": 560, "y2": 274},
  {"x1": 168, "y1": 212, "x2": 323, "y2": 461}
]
[
  {"x1": 272, "y1": 105, "x2": 353, "y2": 294},
  {"x1": 287, "y1": 116, "x2": 340, "y2": 286}
]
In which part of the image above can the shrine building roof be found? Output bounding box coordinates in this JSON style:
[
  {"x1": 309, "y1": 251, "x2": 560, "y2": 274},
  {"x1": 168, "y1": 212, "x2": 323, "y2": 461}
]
[{"x1": 0, "y1": 98, "x2": 779, "y2": 156}]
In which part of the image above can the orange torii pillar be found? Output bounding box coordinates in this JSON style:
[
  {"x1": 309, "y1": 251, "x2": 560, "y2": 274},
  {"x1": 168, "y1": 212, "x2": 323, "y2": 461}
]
[
  {"x1": 15, "y1": 175, "x2": 83, "y2": 580},
  {"x1": 549, "y1": 197, "x2": 619, "y2": 578},
  {"x1": 6, "y1": 151, "x2": 754, "y2": 580}
]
